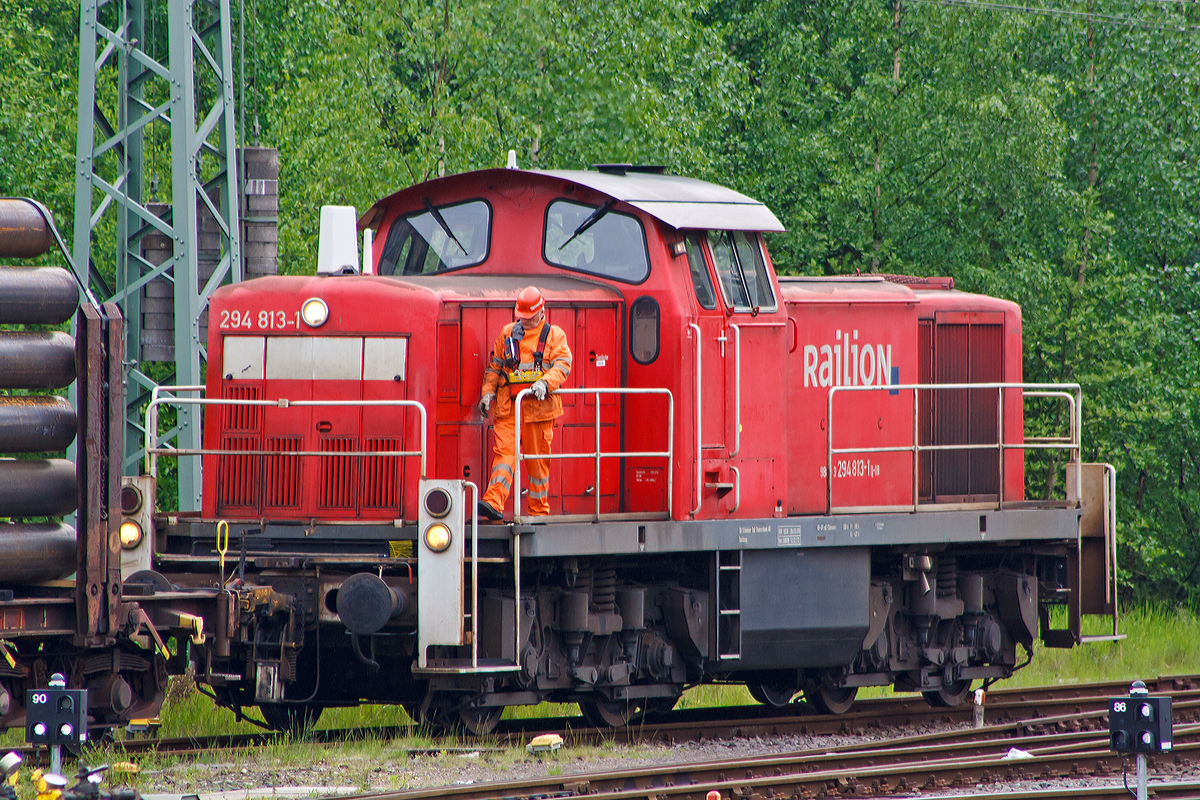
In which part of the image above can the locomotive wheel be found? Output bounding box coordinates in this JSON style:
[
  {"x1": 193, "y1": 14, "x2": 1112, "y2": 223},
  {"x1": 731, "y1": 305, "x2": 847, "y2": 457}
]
[
  {"x1": 804, "y1": 684, "x2": 858, "y2": 715},
  {"x1": 259, "y1": 703, "x2": 322, "y2": 737},
  {"x1": 410, "y1": 694, "x2": 456, "y2": 734},
  {"x1": 922, "y1": 679, "x2": 973, "y2": 708},
  {"x1": 747, "y1": 680, "x2": 797, "y2": 708},
  {"x1": 457, "y1": 704, "x2": 504, "y2": 735},
  {"x1": 580, "y1": 697, "x2": 644, "y2": 728},
  {"x1": 645, "y1": 695, "x2": 680, "y2": 718}
]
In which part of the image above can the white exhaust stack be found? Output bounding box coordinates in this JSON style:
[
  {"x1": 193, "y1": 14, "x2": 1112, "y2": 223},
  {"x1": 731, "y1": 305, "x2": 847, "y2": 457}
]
[
  {"x1": 317, "y1": 205, "x2": 359, "y2": 274},
  {"x1": 362, "y1": 228, "x2": 374, "y2": 275}
]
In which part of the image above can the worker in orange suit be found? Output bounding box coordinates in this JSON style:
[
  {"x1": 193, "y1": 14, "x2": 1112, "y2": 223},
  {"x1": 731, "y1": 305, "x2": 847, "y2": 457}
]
[{"x1": 477, "y1": 286, "x2": 572, "y2": 520}]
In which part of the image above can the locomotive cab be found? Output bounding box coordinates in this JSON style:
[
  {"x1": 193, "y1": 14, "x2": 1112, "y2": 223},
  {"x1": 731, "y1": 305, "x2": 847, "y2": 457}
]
[{"x1": 133, "y1": 165, "x2": 1118, "y2": 734}]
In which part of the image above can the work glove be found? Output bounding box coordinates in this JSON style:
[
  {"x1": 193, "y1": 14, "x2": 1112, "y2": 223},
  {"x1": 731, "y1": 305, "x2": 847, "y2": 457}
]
[
  {"x1": 530, "y1": 380, "x2": 548, "y2": 401},
  {"x1": 478, "y1": 393, "x2": 495, "y2": 417}
]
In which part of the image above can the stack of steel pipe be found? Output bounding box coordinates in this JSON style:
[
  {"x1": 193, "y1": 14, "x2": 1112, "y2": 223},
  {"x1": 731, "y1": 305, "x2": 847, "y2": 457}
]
[{"x1": 0, "y1": 198, "x2": 81, "y2": 583}]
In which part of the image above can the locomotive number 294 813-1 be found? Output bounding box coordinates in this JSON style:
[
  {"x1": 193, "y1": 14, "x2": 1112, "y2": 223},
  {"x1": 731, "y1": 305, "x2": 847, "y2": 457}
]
[
  {"x1": 820, "y1": 459, "x2": 882, "y2": 479},
  {"x1": 219, "y1": 309, "x2": 298, "y2": 330}
]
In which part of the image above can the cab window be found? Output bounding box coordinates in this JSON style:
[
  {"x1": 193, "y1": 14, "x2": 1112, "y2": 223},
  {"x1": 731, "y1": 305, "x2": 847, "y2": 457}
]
[
  {"x1": 707, "y1": 230, "x2": 775, "y2": 311},
  {"x1": 543, "y1": 200, "x2": 650, "y2": 283},
  {"x1": 685, "y1": 235, "x2": 716, "y2": 310},
  {"x1": 377, "y1": 199, "x2": 491, "y2": 275}
]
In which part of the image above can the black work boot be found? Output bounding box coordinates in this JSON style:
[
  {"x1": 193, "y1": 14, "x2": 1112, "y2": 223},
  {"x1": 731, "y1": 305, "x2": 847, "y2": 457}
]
[{"x1": 477, "y1": 501, "x2": 504, "y2": 521}]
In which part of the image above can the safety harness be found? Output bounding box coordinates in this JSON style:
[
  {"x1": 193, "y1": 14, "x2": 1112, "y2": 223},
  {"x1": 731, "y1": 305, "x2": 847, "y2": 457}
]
[{"x1": 503, "y1": 323, "x2": 552, "y2": 387}]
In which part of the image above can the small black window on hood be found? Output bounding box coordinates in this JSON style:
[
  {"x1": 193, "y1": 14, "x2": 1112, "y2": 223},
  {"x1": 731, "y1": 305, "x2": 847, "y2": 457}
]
[{"x1": 630, "y1": 296, "x2": 660, "y2": 364}]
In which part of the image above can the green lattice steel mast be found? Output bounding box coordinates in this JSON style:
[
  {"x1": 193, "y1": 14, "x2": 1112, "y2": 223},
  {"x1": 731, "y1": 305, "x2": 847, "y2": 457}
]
[{"x1": 73, "y1": 0, "x2": 242, "y2": 510}]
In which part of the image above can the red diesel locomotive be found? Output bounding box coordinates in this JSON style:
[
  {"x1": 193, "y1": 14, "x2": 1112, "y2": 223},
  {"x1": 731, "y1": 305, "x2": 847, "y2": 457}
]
[{"x1": 0, "y1": 166, "x2": 1118, "y2": 737}]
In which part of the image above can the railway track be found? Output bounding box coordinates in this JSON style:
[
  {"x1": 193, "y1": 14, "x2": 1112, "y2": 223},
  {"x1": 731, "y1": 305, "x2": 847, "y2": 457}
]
[
  {"x1": 13, "y1": 675, "x2": 1197, "y2": 800},
  {"x1": 15, "y1": 673, "x2": 1195, "y2": 760},
  {"x1": 296, "y1": 719, "x2": 1200, "y2": 800},
  {"x1": 936, "y1": 785, "x2": 1200, "y2": 799}
]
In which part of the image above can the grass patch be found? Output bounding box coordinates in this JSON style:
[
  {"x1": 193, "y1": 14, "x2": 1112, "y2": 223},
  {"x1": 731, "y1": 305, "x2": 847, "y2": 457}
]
[{"x1": 1001, "y1": 605, "x2": 1200, "y2": 688}]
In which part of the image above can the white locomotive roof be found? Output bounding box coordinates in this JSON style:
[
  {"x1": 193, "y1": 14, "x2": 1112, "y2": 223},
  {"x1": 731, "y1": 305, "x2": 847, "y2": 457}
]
[
  {"x1": 533, "y1": 169, "x2": 786, "y2": 233},
  {"x1": 359, "y1": 168, "x2": 786, "y2": 233}
]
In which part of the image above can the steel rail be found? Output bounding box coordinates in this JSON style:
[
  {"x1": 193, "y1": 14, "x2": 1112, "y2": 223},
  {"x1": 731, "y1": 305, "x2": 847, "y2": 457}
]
[{"x1": 56, "y1": 675, "x2": 1200, "y2": 760}]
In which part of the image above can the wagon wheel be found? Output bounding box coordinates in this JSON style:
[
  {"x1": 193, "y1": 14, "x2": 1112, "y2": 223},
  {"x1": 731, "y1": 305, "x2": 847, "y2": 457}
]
[
  {"x1": 259, "y1": 703, "x2": 323, "y2": 737},
  {"x1": 804, "y1": 684, "x2": 858, "y2": 715},
  {"x1": 747, "y1": 679, "x2": 798, "y2": 708},
  {"x1": 922, "y1": 679, "x2": 973, "y2": 708},
  {"x1": 580, "y1": 697, "x2": 645, "y2": 728},
  {"x1": 457, "y1": 704, "x2": 504, "y2": 735}
]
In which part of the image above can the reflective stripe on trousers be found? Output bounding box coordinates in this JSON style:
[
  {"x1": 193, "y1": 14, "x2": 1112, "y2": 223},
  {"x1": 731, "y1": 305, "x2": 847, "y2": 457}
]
[{"x1": 481, "y1": 414, "x2": 554, "y2": 516}]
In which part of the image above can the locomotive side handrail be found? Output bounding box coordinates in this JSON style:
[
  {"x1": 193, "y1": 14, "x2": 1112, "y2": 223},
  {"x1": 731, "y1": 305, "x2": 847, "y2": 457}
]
[
  {"x1": 143, "y1": 385, "x2": 428, "y2": 480},
  {"x1": 689, "y1": 322, "x2": 702, "y2": 515},
  {"x1": 512, "y1": 387, "x2": 674, "y2": 524},
  {"x1": 727, "y1": 320, "x2": 788, "y2": 460},
  {"x1": 826, "y1": 381, "x2": 1082, "y2": 514}
]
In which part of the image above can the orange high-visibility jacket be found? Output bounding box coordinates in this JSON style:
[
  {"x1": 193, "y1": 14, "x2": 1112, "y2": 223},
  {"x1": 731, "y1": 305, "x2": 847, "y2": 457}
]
[{"x1": 481, "y1": 320, "x2": 572, "y2": 422}]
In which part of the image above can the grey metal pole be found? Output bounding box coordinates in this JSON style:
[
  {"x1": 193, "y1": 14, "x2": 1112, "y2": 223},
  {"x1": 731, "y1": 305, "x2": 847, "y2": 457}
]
[
  {"x1": 50, "y1": 744, "x2": 61, "y2": 777},
  {"x1": 74, "y1": 0, "x2": 242, "y2": 503},
  {"x1": 1136, "y1": 752, "x2": 1147, "y2": 800}
]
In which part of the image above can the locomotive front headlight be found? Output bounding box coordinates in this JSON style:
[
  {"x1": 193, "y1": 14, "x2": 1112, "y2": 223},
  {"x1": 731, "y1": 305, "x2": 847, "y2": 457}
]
[
  {"x1": 120, "y1": 483, "x2": 143, "y2": 514},
  {"x1": 119, "y1": 520, "x2": 144, "y2": 550},
  {"x1": 424, "y1": 487, "x2": 452, "y2": 518},
  {"x1": 423, "y1": 523, "x2": 452, "y2": 553},
  {"x1": 300, "y1": 297, "x2": 329, "y2": 327}
]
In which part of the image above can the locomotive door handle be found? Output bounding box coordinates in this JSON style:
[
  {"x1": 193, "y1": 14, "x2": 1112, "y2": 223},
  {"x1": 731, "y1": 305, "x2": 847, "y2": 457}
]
[
  {"x1": 729, "y1": 466, "x2": 740, "y2": 514},
  {"x1": 715, "y1": 331, "x2": 727, "y2": 358},
  {"x1": 316, "y1": 421, "x2": 333, "y2": 433}
]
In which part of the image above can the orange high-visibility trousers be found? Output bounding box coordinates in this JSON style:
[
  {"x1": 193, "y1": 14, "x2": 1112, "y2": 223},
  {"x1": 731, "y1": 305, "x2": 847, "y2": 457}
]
[{"x1": 482, "y1": 414, "x2": 554, "y2": 516}]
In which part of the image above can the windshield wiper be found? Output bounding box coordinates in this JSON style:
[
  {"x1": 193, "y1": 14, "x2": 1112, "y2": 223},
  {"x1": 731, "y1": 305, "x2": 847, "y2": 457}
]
[
  {"x1": 423, "y1": 197, "x2": 467, "y2": 255},
  {"x1": 558, "y1": 199, "x2": 616, "y2": 251}
]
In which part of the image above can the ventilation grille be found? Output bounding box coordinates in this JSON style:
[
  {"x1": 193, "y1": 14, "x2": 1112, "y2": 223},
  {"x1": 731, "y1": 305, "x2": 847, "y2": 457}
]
[
  {"x1": 218, "y1": 436, "x2": 258, "y2": 510},
  {"x1": 222, "y1": 385, "x2": 261, "y2": 431},
  {"x1": 319, "y1": 437, "x2": 357, "y2": 510},
  {"x1": 935, "y1": 323, "x2": 971, "y2": 497},
  {"x1": 264, "y1": 436, "x2": 302, "y2": 508},
  {"x1": 968, "y1": 324, "x2": 1002, "y2": 495},
  {"x1": 361, "y1": 438, "x2": 401, "y2": 510},
  {"x1": 917, "y1": 321, "x2": 933, "y2": 500},
  {"x1": 931, "y1": 322, "x2": 1002, "y2": 500}
]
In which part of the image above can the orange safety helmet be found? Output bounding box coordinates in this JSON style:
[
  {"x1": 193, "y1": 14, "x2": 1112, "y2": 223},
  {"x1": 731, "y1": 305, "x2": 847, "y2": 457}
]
[{"x1": 514, "y1": 286, "x2": 545, "y2": 319}]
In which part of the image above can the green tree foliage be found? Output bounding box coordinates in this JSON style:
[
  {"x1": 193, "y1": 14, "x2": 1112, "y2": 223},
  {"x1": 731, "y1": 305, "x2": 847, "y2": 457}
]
[
  {"x1": 0, "y1": 0, "x2": 79, "y2": 239},
  {"x1": 1, "y1": 0, "x2": 1198, "y2": 602},
  {"x1": 242, "y1": 0, "x2": 742, "y2": 270}
]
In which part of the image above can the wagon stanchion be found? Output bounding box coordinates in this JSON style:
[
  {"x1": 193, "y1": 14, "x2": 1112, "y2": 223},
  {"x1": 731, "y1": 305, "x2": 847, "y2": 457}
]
[{"x1": 216, "y1": 520, "x2": 229, "y2": 585}]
